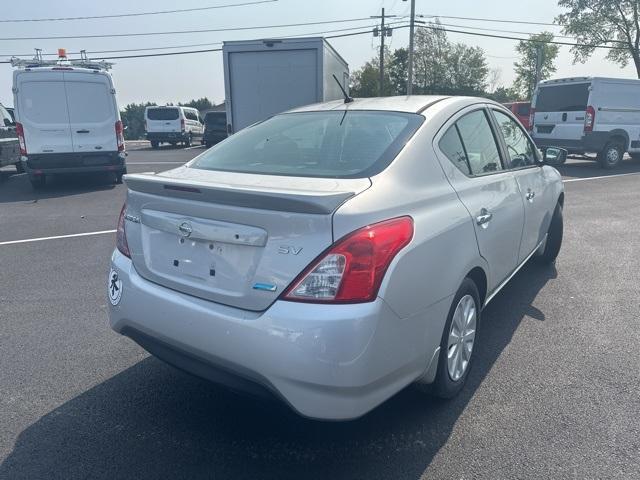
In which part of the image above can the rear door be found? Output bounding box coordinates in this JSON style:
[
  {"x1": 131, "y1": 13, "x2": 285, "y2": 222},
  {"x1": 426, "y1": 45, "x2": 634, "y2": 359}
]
[
  {"x1": 64, "y1": 72, "x2": 117, "y2": 153},
  {"x1": 228, "y1": 49, "x2": 318, "y2": 132},
  {"x1": 16, "y1": 71, "x2": 74, "y2": 154},
  {"x1": 146, "y1": 107, "x2": 181, "y2": 133},
  {"x1": 0, "y1": 104, "x2": 19, "y2": 167},
  {"x1": 533, "y1": 82, "x2": 590, "y2": 144},
  {"x1": 435, "y1": 106, "x2": 524, "y2": 291}
]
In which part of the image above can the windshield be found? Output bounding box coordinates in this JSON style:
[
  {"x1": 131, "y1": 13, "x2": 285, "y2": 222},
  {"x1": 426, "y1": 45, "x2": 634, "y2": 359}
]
[
  {"x1": 536, "y1": 83, "x2": 589, "y2": 112},
  {"x1": 204, "y1": 112, "x2": 227, "y2": 127},
  {"x1": 147, "y1": 107, "x2": 179, "y2": 120},
  {"x1": 191, "y1": 111, "x2": 423, "y2": 178}
]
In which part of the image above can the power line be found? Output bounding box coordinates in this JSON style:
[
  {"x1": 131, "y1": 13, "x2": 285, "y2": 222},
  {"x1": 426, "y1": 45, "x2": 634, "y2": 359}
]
[
  {"x1": 431, "y1": 21, "x2": 578, "y2": 40},
  {"x1": 0, "y1": 17, "x2": 376, "y2": 41},
  {"x1": 0, "y1": 0, "x2": 278, "y2": 23},
  {"x1": 417, "y1": 13, "x2": 562, "y2": 27}
]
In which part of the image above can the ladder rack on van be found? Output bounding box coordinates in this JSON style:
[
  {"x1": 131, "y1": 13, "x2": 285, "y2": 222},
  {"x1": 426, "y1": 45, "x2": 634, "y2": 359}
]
[{"x1": 10, "y1": 49, "x2": 113, "y2": 71}]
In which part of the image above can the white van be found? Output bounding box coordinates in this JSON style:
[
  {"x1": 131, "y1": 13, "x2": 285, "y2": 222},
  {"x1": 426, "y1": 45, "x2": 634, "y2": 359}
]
[
  {"x1": 12, "y1": 61, "x2": 126, "y2": 188},
  {"x1": 144, "y1": 106, "x2": 204, "y2": 148},
  {"x1": 531, "y1": 77, "x2": 640, "y2": 168}
]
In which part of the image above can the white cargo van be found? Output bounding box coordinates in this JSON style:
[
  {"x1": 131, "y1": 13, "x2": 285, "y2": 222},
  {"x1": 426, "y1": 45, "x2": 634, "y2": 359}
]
[
  {"x1": 12, "y1": 55, "x2": 126, "y2": 188},
  {"x1": 144, "y1": 106, "x2": 204, "y2": 148},
  {"x1": 531, "y1": 77, "x2": 640, "y2": 168}
]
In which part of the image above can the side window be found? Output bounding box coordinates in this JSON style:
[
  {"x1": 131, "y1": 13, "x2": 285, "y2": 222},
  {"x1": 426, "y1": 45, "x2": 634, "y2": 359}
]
[
  {"x1": 456, "y1": 110, "x2": 503, "y2": 175},
  {"x1": 184, "y1": 110, "x2": 197, "y2": 121},
  {"x1": 493, "y1": 110, "x2": 537, "y2": 168},
  {"x1": 439, "y1": 125, "x2": 470, "y2": 175}
]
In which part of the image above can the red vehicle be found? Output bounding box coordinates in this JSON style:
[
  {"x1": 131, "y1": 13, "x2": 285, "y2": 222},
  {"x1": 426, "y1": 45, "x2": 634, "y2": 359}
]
[{"x1": 503, "y1": 101, "x2": 531, "y2": 130}]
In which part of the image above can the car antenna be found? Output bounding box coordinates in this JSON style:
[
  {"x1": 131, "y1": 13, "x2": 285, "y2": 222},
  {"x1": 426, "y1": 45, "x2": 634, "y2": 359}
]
[{"x1": 332, "y1": 74, "x2": 353, "y2": 104}]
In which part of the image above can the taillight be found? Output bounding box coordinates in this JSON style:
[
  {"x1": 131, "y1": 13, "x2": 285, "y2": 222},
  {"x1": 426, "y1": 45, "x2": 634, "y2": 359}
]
[
  {"x1": 529, "y1": 108, "x2": 535, "y2": 131},
  {"x1": 282, "y1": 217, "x2": 414, "y2": 304},
  {"x1": 115, "y1": 120, "x2": 125, "y2": 152},
  {"x1": 116, "y1": 204, "x2": 131, "y2": 258},
  {"x1": 584, "y1": 105, "x2": 595, "y2": 132},
  {"x1": 180, "y1": 118, "x2": 185, "y2": 131},
  {"x1": 15, "y1": 122, "x2": 27, "y2": 155}
]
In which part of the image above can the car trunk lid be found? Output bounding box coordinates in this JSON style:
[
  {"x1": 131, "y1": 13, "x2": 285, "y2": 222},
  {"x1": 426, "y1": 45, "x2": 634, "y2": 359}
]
[{"x1": 123, "y1": 167, "x2": 371, "y2": 311}]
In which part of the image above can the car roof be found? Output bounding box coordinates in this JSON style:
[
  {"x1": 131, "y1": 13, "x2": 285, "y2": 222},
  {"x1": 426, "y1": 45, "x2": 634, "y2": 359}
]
[{"x1": 286, "y1": 95, "x2": 451, "y2": 114}]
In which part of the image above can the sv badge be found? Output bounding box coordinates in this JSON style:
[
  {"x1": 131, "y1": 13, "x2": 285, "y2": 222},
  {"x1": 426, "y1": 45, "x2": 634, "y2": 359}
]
[{"x1": 278, "y1": 246, "x2": 303, "y2": 255}]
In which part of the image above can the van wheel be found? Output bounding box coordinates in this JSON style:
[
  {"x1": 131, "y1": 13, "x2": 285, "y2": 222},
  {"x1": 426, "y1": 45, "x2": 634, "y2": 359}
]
[
  {"x1": 150, "y1": 140, "x2": 159, "y2": 149},
  {"x1": 15, "y1": 162, "x2": 24, "y2": 174},
  {"x1": 184, "y1": 134, "x2": 192, "y2": 148},
  {"x1": 535, "y1": 203, "x2": 563, "y2": 264},
  {"x1": 419, "y1": 278, "x2": 480, "y2": 399},
  {"x1": 598, "y1": 142, "x2": 624, "y2": 169},
  {"x1": 29, "y1": 174, "x2": 45, "y2": 190}
]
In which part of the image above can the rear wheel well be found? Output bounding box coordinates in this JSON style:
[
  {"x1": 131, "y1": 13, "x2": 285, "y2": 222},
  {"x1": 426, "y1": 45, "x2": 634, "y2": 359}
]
[
  {"x1": 609, "y1": 133, "x2": 628, "y2": 150},
  {"x1": 466, "y1": 267, "x2": 487, "y2": 307}
]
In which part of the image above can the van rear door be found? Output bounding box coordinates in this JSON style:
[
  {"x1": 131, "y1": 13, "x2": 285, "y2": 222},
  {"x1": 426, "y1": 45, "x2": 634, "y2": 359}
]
[
  {"x1": 533, "y1": 82, "x2": 590, "y2": 147},
  {"x1": 146, "y1": 107, "x2": 181, "y2": 133},
  {"x1": 64, "y1": 72, "x2": 117, "y2": 154},
  {"x1": 16, "y1": 71, "x2": 73, "y2": 154}
]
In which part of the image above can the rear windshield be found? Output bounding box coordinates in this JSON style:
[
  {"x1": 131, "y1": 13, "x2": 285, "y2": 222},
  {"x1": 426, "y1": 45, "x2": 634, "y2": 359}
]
[
  {"x1": 536, "y1": 83, "x2": 589, "y2": 112},
  {"x1": 147, "y1": 107, "x2": 179, "y2": 120},
  {"x1": 204, "y1": 112, "x2": 226, "y2": 127},
  {"x1": 516, "y1": 103, "x2": 530, "y2": 116},
  {"x1": 191, "y1": 111, "x2": 424, "y2": 178}
]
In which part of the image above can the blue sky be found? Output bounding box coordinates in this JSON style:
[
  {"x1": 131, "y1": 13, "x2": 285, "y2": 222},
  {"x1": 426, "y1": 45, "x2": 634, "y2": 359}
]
[{"x1": 0, "y1": 0, "x2": 635, "y2": 107}]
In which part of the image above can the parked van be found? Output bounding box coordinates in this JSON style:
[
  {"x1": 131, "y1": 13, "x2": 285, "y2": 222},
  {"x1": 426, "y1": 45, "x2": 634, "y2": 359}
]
[
  {"x1": 144, "y1": 106, "x2": 204, "y2": 148},
  {"x1": 12, "y1": 54, "x2": 126, "y2": 188},
  {"x1": 531, "y1": 77, "x2": 640, "y2": 168},
  {"x1": 0, "y1": 102, "x2": 21, "y2": 172},
  {"x1": 503, "y1": 101, "x2": 531, "y2": 130},
  {"x1": 203, "y1": 110, "x2": 227, "y2": 148}
]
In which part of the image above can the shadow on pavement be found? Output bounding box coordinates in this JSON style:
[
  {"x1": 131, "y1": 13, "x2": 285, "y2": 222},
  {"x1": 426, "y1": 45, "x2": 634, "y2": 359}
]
[
  {"x1": 0, "y1": 171, "x2": 116, "y2": 204},
  {"x1": 0, "y1": 263, "x2": 556, "y2": 480},
  {"x1": 557, "y1": 156, "x2": 640, "y2": 180}
]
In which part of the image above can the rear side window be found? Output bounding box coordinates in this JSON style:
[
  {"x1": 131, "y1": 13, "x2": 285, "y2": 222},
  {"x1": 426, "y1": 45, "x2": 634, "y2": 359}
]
[
  {"x1": 535, "y1": 84, "x2": 589, "y2": 112},
  {"x1": 184, "y1": 110, "x2": 199, "y2": 121},
  {"x1": 455, "y1": 110, "x2": 503, "y2": 175},
  {"x1": 66, "y1": 81, "x2": 113, "y2": 123},
  {"x1": 439, "y1": 126, "x2": 470, "y2": 175},
  {"x1": 20, "y1": 81, "x2": 70, "y2": 124},
  {"x1": 191, "y1": 111, "x2": 424, "y2": 178},
  {"x1": 147, "y1": 108, "x2": 179, "y2": 120}
]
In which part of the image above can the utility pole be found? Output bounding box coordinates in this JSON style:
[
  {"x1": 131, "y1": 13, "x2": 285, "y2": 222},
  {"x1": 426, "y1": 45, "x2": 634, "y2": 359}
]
[
  {"x1": 372, "y1": 8, "x2": 396, "y2": 96},
  {"x1": 533, "y1": 44, "x2": 544, "y2": 97},
  {"x1": 403, "y1": 0, "x2": 416, "y2": 95}
]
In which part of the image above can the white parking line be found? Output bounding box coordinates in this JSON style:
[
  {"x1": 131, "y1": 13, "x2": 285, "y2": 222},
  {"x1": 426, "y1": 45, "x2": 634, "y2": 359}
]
[
  {"x1": 563, "y1": 172, "x2": 640, "y2": 183},
  {"x1": 184, "y1": 145, "x2": 205, "y2": 151},
  {"x1": 126, "y1": 161, "x2": 186, "y2": 165},
  {"x1": 0, "y1": 230, "x2": 116, "y2": 246}
]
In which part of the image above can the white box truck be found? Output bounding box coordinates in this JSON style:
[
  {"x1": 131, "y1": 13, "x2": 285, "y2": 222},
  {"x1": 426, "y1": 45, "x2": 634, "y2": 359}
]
[{"x1": 223, "y1": 37, "x2": 349, "y2": 133}]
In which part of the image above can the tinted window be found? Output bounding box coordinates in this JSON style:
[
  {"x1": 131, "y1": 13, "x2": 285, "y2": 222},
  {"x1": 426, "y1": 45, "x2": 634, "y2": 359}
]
[
  {"x1": 66, "y1": 81, "x2": 113, "y2": 123},
  {"x1": 192, "y1": 111, "x2": 424, "y2": 178},
  {"x1": 456, "y1": 110, "x2": 503, "y2": 175},
  {"x1": 205, "y1": 112, "x2": 227, "y2": 127},
  {"x1": 0, "y1": 105, "x2": 11, "y2": 125},
  {"x1": 20, "y1": 81, "x2": 70, "y2": 124},
  {"x1": 184, "y1": 110, "x2": 198, "y2": 121},
  {"x1": 493, "y1": 110, "x2": 537, "y2": 168},
  {"x1": 439, "y1": 125, "x2": 470, "y2": 175},
  {"x1": 516, "y1": 103, "x2": 530, "y2": 116},
  {"x1": 536, "y1": 83, "x2": 589, "y2": 112},
  {"x1": 147, "y1": 108, "x2": 179, "y2": 120}
]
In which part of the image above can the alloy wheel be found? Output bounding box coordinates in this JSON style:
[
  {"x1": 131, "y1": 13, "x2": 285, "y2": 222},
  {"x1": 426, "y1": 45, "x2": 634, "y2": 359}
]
[{"x1": 447, "y1": 294, "x2": 477, "y2": 381}]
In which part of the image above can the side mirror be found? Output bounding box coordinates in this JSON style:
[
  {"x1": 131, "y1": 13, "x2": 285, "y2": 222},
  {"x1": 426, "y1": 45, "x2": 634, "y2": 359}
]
[{"x1": 542, "y1": 147, "x2": 568, "y2": 166}]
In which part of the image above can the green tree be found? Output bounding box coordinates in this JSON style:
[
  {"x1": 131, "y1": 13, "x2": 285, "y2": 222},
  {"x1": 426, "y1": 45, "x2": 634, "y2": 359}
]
[
  {"x1": 349, "y1": 55, "x2": 393, "y2": 97},
  {"x1": 557, "y1": 0, "x2": 640, "y2": 78},
  {"x1": 388, "y1": 48, "x2": 408, "y2": 95},
  {"x1": 179, "y1": 97, "x2": 216, "y2": 112},
  {"x1": 488, "y1": 86, "x2": 519, "y2": 103},
  {"x1": 513, "y1": 32, "x2": 560, "y2": 99},
  {"x1": 120, "y1": 102, "x2": 155, "y2": 140}
]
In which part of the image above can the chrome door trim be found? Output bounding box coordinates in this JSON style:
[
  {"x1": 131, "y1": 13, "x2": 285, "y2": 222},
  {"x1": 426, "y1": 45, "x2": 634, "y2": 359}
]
[{"x1": 484, "y1": 234, "x2": 547, "y2": 307}]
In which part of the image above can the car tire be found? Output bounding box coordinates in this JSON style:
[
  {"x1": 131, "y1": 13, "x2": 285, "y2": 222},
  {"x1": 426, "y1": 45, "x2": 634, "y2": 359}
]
[
  {"x1": 535, "y1": 202, "x2": 563, "y2": 265},
  {"x1": 598, "y1": 141, "x2": 624, "y2": 169},
  {"x1": 29, "y1": 174, "x2": 45, "y2": 189},
  {"x1": 150, "y1": 140, "x2": 159, "y2": 149},
  {"x1": 184, "y1": 134, "x2": 192, "y2": 148},
  {"x1": 15, "y1": 162, "x2": 24, "y2": 174},
  {"x1": 427, "y1": 278, "x2": 481, "y2": 399}
]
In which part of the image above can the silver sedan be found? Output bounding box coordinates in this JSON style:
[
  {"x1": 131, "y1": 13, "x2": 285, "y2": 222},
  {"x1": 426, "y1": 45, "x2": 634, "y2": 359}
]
[{"x1": 107, "y1": 96, "x2": 564, "y2": 420}]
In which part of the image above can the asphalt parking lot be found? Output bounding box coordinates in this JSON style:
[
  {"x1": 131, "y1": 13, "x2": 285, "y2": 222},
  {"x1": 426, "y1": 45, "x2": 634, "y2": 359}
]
[{"x1": 1, "y1": 148, "x2": 639, "y2": 480}]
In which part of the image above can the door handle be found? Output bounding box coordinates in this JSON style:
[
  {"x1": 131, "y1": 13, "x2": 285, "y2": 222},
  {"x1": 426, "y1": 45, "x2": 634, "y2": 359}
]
[
  {"x1": 476, "y1": 209, "x2": 493, "y2": 228},
  {"x1": 526, "y1": 190, "x2": 536, "y2": 202},
  {"x1": 76, "y1": 129, "x2": 90, "y2": 134}
]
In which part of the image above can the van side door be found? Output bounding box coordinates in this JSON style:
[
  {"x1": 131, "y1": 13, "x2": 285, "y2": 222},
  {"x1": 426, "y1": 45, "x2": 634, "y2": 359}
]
[{"x1": 434, "y1": 106, "x2": 525, "y2": 292}]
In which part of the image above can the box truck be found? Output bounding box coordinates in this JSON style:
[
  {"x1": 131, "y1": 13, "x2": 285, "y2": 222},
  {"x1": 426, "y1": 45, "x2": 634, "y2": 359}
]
[{"x1": 223, "y1": 37, "x2": 349, "y2": 133}]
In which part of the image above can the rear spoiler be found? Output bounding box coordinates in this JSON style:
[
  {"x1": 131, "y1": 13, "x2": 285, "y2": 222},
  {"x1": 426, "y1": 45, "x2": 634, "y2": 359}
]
[{"x1": 124, "y1": 173, "x2": 368, "y2": 215}]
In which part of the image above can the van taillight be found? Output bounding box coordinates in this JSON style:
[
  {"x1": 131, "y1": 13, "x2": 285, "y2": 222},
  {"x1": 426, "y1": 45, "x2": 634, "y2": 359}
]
[
  {"x1": 115, "y1": 120, "x2": 125, "y2": 152},
  {"x1": 529, "y1": 108, "x2": 535, "y2": 131},
  {"x1": 180, "y1": 118, "x2": 185, "y2": 132},
  {"x1": 584, "y1": 106, "x2": 595, "y2": 132},
  {"x1": 16, "y1": 122, "x2": 27, "y2": 155}
]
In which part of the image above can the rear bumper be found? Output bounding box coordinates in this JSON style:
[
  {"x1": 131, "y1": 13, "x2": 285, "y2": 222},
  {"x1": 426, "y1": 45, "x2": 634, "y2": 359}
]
[
  {"x1": 146, "y1": 132, "x2": 188, "y2": 142},
  {"x1": 24, "y1": 151, "x2": 126, "y2": 174},
  {"x1": 108, "y1": 250, "x2": 442, "y2": 420},
  {"x1": 203, "y1": 131, "x2": 227, "y2": 145}
]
